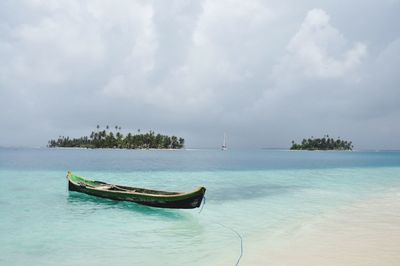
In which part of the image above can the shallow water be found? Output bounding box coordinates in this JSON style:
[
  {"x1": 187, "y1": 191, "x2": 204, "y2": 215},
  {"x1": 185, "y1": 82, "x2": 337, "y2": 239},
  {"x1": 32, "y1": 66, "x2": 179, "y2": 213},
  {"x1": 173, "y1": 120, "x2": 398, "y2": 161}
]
[{"x1": 0, "y1": 148, "x2": 399, "y2": 265}]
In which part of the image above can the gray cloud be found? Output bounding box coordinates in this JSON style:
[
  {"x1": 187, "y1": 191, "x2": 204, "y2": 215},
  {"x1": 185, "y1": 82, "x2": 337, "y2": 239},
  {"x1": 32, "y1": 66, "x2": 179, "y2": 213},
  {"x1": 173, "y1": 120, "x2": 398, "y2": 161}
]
[{"x1": 0, "y1": 0, "x2": 399, "y2": 149}]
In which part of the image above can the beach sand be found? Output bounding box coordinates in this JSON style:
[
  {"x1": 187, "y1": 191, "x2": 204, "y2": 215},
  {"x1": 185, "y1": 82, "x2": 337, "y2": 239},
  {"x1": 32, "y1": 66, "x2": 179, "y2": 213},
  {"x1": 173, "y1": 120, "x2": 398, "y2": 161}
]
[{"x1": 229, "y1": 190, "x2": 400, "y2": 266}]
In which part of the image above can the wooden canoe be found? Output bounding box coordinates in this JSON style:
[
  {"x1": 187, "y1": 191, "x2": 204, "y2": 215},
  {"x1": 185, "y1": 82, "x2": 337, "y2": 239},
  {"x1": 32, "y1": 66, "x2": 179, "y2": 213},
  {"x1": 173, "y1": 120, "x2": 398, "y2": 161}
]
[{"x1": 66, "y1": 171, "x2": 206, "y2": 209}]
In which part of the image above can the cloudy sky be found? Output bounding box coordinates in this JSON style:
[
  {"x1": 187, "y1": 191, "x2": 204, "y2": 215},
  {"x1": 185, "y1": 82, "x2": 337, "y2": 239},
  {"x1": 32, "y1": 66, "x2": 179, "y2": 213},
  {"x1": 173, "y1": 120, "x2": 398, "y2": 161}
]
[{"x1": 1, "y1": 0, "x2": 399, "y2": 149}]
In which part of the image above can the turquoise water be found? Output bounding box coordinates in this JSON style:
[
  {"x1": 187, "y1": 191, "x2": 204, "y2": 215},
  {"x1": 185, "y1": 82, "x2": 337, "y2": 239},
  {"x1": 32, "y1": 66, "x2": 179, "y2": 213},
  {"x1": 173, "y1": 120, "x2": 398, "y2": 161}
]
[{"x1": 0, "y1": 148, "x2": 400, "y2": 265}]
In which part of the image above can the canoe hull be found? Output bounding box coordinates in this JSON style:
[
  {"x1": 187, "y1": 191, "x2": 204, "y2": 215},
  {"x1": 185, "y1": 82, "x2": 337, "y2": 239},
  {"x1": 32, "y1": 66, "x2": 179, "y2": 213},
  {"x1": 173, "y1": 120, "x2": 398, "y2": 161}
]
[{"x1": 68, "y1": 176, "x2": 205, "y2": 209}]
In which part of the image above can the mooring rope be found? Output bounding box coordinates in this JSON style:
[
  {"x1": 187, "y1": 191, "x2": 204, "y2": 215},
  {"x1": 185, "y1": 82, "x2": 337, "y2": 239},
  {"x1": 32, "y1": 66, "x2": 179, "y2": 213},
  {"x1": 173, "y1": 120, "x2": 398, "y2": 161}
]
[
  {"x1": 198, "y1": 196, "x2": 206, "y2": 213},
  {"x1": 198, "y1": 197, "x2": 243, "y2": 266},
  {"x1": 216, "y1": 222, "x2": 243, "y2": 266}
]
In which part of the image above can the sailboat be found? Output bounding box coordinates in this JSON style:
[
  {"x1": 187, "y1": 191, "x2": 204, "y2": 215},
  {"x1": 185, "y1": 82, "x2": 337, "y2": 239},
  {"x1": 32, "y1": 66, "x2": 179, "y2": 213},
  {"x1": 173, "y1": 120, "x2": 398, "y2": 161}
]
[{"x1": 222, "y1": 133, "x2": 227, "y2": 151}]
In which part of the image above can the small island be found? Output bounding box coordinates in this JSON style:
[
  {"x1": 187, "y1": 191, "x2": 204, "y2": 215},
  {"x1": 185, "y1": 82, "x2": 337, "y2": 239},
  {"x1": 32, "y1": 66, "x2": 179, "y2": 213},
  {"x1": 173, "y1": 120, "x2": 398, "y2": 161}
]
[
  {"x1": 290, "y1": 135, "x2": 353, "y2": 150},
  {"x1": 48, "y1": 125, "x2": 184, "y2": 149}
]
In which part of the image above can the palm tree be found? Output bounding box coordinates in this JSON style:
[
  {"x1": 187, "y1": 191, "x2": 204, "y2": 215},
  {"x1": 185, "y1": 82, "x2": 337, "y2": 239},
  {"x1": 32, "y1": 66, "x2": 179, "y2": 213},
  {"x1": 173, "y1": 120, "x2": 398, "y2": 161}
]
[
  {"x1": 179, "y1": 138, "x2": 185, "y2": 147},
  {"x1": 171, "y1": 136, "x2": 179, "y2": 149},
  {"x1": 116, "y1": 132, "x2": 123, "y2": 148}
]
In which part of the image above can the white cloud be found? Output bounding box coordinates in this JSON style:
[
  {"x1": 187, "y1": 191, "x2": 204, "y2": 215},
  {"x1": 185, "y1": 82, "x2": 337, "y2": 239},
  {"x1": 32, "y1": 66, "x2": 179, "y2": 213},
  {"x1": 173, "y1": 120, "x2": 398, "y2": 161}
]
[
  {"x1": 175, "y1": 0, "x2": 277, "y2": 109},
  {"x1": 276, "y1": 9, "x2": 367, "y2": 80},
  {"x1": 103, "y1": 75, "x2": 127, "y2": 96},
  {"x1": 193, "y1": 0, "x2": 276, "y2": 46},
  {"x1": 103, "y1": 0, "x2": 277, "y2": 110}
]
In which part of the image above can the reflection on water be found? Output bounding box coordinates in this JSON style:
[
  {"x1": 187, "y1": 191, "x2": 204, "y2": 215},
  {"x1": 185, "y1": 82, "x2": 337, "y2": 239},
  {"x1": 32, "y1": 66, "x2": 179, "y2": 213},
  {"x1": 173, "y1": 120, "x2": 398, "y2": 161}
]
[{"x1": 67, "y1": 191, "x2": 189, "y2": 220}]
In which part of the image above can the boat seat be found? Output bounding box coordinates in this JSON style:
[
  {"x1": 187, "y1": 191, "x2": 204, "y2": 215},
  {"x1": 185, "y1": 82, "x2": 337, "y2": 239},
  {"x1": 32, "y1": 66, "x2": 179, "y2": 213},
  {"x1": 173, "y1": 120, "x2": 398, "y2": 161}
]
[
  {"x1": 97, "y1": 184, "x2": 113, "y2": 190},
  {"x1": 111, "y1": 185, "x2": 131, "y2": 192}
]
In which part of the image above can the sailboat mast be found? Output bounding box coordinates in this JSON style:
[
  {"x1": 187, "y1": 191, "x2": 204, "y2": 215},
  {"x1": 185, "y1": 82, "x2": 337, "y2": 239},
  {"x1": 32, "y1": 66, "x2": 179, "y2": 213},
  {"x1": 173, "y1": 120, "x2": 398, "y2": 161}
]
[{"x1": 222, "y1": 133, "x2": 227, "y2": 150}]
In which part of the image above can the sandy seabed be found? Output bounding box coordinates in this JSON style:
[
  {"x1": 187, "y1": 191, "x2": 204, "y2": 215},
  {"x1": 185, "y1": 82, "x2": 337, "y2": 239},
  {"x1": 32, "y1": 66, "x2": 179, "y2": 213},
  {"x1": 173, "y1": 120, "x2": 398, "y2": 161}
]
[{"x1": 222, "y1": 190, "x2": 400, "y2": 266}]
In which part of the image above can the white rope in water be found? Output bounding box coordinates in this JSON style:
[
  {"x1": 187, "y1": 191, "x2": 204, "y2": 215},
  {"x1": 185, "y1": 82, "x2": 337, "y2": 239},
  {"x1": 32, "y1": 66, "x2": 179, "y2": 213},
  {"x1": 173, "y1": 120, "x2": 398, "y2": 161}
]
[
  {"x1": 216, "y1": 222, "x2": 243, "y2": 266},
  {"x1": 198, "y1": 196, "x2": 206, "y2": 213},
  {"x1": 198, "y1": 197, "x2": 244, "y2": 266}
]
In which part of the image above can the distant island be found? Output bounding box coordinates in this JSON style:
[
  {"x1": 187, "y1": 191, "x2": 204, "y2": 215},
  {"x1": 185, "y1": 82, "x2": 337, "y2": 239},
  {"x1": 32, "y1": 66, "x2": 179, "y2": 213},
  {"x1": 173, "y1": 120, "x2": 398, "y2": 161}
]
[
  {"x1": 290, "y1": 135, "x2": 353, "y2": 150},
  {"x1": 48, "y1": 125, "x2": 184, "y2": 149}
]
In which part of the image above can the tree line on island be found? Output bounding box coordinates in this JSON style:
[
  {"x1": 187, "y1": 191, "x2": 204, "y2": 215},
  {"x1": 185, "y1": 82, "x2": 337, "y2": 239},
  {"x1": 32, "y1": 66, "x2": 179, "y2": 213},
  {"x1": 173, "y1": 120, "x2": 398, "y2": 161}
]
[
  {"x1": 48, "y1": 125, "x2": 184, "y2": 149},
  {"x1": 290, "y1": 135, "x2": 353, "y2": 150}
]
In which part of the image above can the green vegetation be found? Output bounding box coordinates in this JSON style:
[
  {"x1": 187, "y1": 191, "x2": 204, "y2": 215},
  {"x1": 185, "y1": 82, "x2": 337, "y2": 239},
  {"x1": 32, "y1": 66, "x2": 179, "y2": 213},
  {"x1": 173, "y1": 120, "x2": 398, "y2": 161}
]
[
  {"x1": 290, "y1": 135, "x2": 353, "y2": 150},
  {"x1": 48, "y1": 125, "x2": 184, "y2": 149}
]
